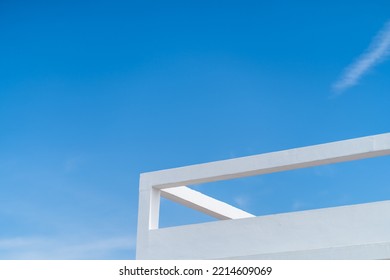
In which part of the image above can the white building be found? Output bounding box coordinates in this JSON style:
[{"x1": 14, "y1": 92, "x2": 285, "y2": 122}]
[{"x1": 136, "y1": 133, "x2": 390, "y2": 259}]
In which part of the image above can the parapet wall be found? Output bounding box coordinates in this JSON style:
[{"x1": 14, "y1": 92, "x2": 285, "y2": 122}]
[{"x1": 136, "y1": 133, "x2": 390, "y2": 259}]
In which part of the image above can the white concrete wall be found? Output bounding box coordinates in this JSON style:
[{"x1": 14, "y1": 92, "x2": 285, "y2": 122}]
[
  {"x1": 139, "y1": 201, "x2": 390, "y2": 260},
  {"x1": 136, "y1": 133, "x2": 390, "y2": 259}
]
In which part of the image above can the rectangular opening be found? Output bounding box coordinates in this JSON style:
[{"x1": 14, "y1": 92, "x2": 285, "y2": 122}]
[{"x1": 158, "y1": 156, "x2": 390, "y2": 228}]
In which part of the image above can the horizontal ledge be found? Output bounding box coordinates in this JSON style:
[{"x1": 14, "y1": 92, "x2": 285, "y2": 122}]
[
  {"x1": 226, "y1": 241, "x2": 390, "y2": 260},
  {"x1": 141, "y1": 132, "x2": 390, "y2": 190},
  {"x1": 161, "y1": 186, "x2": 255, "y2": 220},
  {"x1": 140, "y1": 200, "x2": 390, "y2": 259}
]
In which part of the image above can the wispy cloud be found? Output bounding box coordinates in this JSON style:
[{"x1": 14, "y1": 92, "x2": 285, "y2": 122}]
[
  {"x1": 0, "y1": 235, "x2": 136, "y2": 260},
  {"x1": 332, "y1": 20, "x2": 390, "y2": 93},
  {"x1": 64, "y1": 155, "x2": 85, "y2": 173},
  {"x1": 291, "y1": 200, "x2": 305, "y2": 211},
  {"x1": 233, "y1": 195, "x2": 250, "y2": 209}
]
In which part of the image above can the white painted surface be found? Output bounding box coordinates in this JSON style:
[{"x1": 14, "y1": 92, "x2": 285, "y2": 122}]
[
  {"x1": 161, "y1": 186, "x2": 254, "y2": 220},
  {"x1": 140, "y1": 201, "x2": 390, "y2": 260},
  {"x1": 136, "y1": 133, "x2": 390, "y2": 259},
  {"x1": 140, "y1": 133, "x2": 390, "y2": 190}
]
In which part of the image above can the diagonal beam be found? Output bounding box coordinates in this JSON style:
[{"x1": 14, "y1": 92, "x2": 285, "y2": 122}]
[{"x1": 161, "y1": 186, "x2": 255, "y2": 220}]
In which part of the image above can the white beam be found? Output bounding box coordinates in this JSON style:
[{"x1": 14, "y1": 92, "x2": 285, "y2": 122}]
[
  {"x1": 141, "y1": 133, "x2": 390, "y2": 190},
  {"x1": 161, "y1": 186, "x2": 254, "y2": 220}
]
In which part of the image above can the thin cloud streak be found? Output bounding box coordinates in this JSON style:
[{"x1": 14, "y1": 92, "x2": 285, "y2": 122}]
[
  {"x1": 333, "y1": 20, "x2": 390, "y2": 93},
  {"x1": 0, "y1": 236, "x2": 136, "y2": 259},
  {"x1": 233, "y1": 195, "x2": 250, "y2": 209}
]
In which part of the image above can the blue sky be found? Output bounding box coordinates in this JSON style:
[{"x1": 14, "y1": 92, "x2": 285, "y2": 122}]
[{"x1": 1, "y1": 0, "x2": 390, "y2": 259}]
